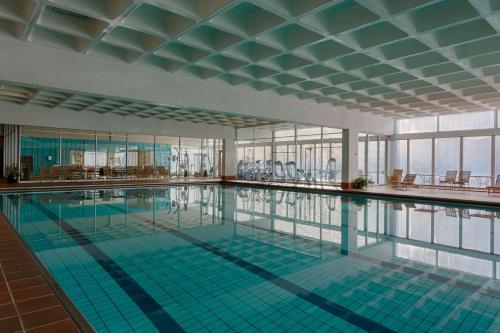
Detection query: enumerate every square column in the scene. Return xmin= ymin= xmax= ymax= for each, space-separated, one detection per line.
xmin=221 ymin=138 xmax=236 ymax=180
xmin=341 ymin=128 xmax=359 ymax=189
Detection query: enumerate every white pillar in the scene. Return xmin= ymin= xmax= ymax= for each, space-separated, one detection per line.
xmin=341 ymin=128 xmax=359 ymax=188
xmin=222 ymin=138 xmax=236 ymax=180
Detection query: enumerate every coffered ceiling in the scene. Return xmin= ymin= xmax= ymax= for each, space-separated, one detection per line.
xmin=1 ymin=0 xmax=500 ymax=118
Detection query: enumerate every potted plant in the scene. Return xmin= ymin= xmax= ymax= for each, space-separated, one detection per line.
xmin=7 ymin=165 xmax=20 ymax=183
xmin=353 ymin=176 xmax=368 ymax=189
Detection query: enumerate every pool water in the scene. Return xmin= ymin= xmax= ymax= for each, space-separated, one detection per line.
xmin=1 ymin=185 xmax=499 ymax=332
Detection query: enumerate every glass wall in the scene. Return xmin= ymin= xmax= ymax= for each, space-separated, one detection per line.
xmin=392 ymin=140 xmax=407 ymax=174
xmin=439 ymin=111 xmax=494 ymax=131
xmin=396 ymin=116 xmax=438 ymax=134
xmin=435 ymin=138 xmax=460 ymax=177
xmin=393 ymin=112 xmax=500 ymax=187
xmin=235 ymin=124 xmax=344 ymax=184
xmin=357 ymin=133 xmax=387 ymax=184
xmin=20 ymin=126 xmax=220 ymax=181
xmin=463 ymin=136 xmax=491 ymax=177
xmin=409 ymin=139 xmax=432 ymax=184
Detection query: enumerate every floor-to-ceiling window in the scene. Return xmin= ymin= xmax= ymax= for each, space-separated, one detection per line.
xmin=463 ymin=136 xmax=491 ymax=178
xmin=235 ymin=124 xmax=346 ymax=184
xmin=19 ymin=125 xmax=219 ymax=181
xmin=392 ymin=111 xmax=499 ymax=188
xmin=392 ymin=140 xmax=407 ymax=174
xmin=435 ymin=138 xmax=460 ymax=177
xmin=409 ymin=139 xmax=432 ymax=184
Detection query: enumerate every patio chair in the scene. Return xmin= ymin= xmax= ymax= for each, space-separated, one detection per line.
xmin=32 ymin=166 xmax=52 ymax=182
xmin=157 ymin=166 xmax=168 ymax=178
xmin=439 ymin=170 xmax=457 ymax=188
xmin=387 ymin=169 xmax=403 ymax=186
xmin=487 ymin=175 xmax=500 ymax=195
xmin=452 ymin=171 xmax=471 ymax=189
xmin=50 ymin=166 xmax=63 ymax=181
xmin=445 ymin=207 xmax=457 ymax=217
xmin=393 ymin=174 xmax=417 ymax=190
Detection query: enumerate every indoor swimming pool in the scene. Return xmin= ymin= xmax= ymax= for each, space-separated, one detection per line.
xmin=1 ymin=185 xmax=499 ymax=332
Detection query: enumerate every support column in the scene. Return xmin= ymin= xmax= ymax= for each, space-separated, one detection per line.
xmin=221 ymin=138 xmax=236 ymax=180
xmin=341 ymin=128 xmax=359 ymax=189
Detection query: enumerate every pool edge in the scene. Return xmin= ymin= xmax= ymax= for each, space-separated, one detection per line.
xmin=0 ymin=212 xmax=95 ymax=333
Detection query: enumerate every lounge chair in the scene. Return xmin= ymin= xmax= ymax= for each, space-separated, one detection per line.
xmin=387 ymin=169 xmax=403 ymax=186
xmin=393 ymin=174 xmax=417 ymax=190
xmin=452 ymin=171 xmax=471 ymax=189
xmin=32 ymin=166 xmax=52 ymax=182
xmin=439 ymin=170 xmax=457 ymax=188
xmin=487 ymin=175 xmax=500 ymax=195
xmin=51 ymin=166 xmax=63 ymax=181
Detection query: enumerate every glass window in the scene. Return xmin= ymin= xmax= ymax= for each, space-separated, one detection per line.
xmin=463 ymin=136 xmax=491 ymax=177
xmin=409 ymin=139 xmax=432 ymax=184
xmin=156 ymin=136 xmax=177 ymax=177
xmin=96 ymin=132 xmax=127 ymax=178
xmin=439 ymin=111 xmax=494 ymax=131
xmin=180 ymin=137 xmax=202 ymax=177
xmin=20 ymin=127 xmax=60 ymax=181
xmin=396 ymin=116 xmax=438 ymax=134
xmin=297 ymin=126 xmax=321 ymax=182
xmin=435 ymin=138 xmax=459 ymax=177
xmin=274 ymin=128 xmax=296 ymax=182
xmin=322 ymin=127 xmax=342 ymax=183
xmin=61 ymin=130 xmax=95 ymax=180
xmin=392 ymin=140 xmax=407 ymax=174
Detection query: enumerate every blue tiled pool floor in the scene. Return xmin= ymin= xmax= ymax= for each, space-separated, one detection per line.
xmin=1 ymin=186 xmax=499 ymax=332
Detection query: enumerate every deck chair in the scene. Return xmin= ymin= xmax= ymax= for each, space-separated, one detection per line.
xmin=50 ymin=166 xmax=63 ymax=181
xmin=393 ymin=174 xmax=417 ymax=190
xmin=32 ymin=166 xmax=52 ymax=182
xmin=459 ymin=209 xmax=470 ymax=219
xmin=439 ymin=171 xmax=457 ymax=187
xmin=452 ymin=171 xmax=471 ymax=189
xmin=387 ymin=169 xmax=403 ymax=186
xmin=445 ymin=207 xmax=457 ymax=217
xmin=487 ymin=175 xmax=500 ymax=195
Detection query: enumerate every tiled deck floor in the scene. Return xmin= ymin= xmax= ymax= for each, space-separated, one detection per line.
xmin=0 ymin=178 xmax=220 ymax=192
xmin=0 ymin=216 xmax=85 ymax=333
xmin=229 ymin=180 xmax=500 ymax=206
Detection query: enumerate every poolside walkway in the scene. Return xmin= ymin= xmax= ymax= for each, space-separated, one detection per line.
xmin=0 ymin=178 xmax=220 ymax=192
xmin=0 ymin=215 xmax=93 ymax=333
xmin=227 ymin=180 xmax=500 ymax=206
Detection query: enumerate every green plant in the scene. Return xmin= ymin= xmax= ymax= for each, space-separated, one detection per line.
xmin=353 ymin=177 xmax=368 ymax=189
xmin=7 ymin=165 xmax=20 ymax=183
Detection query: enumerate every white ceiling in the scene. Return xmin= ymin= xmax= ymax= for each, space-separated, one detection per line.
xmin=1 ymin=0 xmax=500 ymax=119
